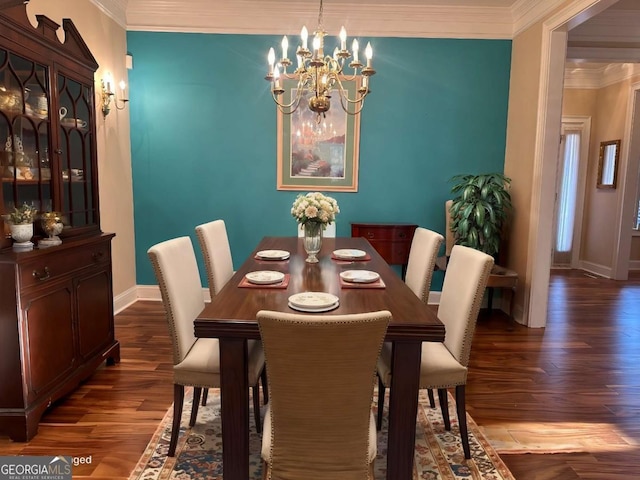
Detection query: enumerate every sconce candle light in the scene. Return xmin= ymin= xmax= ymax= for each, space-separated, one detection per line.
xmin=101 ymin=75 xmax=129 ymax=117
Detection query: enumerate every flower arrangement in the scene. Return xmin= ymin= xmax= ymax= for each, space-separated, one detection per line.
xmin=291 ymin=192 xmax=340 ymax=228
xmin=2 ymin=204 xmax=37 ymax=225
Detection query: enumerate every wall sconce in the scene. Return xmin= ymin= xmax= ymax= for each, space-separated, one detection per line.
xmin=101 ymin=78 xmax=114 ymax=117
xmin=101 ymin=77 xmax=129 ymax=117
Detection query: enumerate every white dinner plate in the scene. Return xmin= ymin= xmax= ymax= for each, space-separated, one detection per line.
xmin=245 ymin=270 xmax=285 ymax=285
xmin=288 ymin=292 xmax=339 ymax=309
xmin=340 ymin=270 xmax=380 ymax=284
xmin=288 ymin=301 xmax=339 ymax=313
xmin=256 ymin=249 xmax=290 ymax=260
xmin=333 ymin=249 xmax=367 ymax=260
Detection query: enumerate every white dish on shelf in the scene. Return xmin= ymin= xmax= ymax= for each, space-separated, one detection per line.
xmin=245 ymin=270 xmax=285 ymax=285
xmin=256 ymin=249 xmax=290 ymax=260
xmin=288 ymin=292 xmax=339 ymax=309
xmin=340 ymin=270 xmax=380 ymax=284
xmin=288 ymin=301 xmax=339 ymax=313
xmin=333 ymin=249 xmax=367 ymax=260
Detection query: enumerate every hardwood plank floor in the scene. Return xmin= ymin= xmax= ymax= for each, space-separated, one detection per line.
xmin=0 ymin=269 xmax=638 ymax=479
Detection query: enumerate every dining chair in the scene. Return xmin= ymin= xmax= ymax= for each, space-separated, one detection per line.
xmin=257 ymin=309 xmax=391 ymax=480
xmin=377 ymin=227 xmax=443 ymax=414
xmin=195 ymin=219 xmax=234 ymax=298
xmin=195 ymin=219 xmax=269 ymax=408
xmin=376 ymin=244 xmax=493 ymax=459
xmin=148 ymin=236 xmax=267 ymax=457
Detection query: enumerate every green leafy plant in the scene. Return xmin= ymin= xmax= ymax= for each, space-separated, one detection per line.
xmin=449 ymin=173 xmax=512 ymax=257
xmin=2 ymin=204 xmax=38 ymax=225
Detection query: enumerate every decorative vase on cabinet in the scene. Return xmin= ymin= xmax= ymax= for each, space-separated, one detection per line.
xmin=0 ymin=4 xmax=119 ymax=441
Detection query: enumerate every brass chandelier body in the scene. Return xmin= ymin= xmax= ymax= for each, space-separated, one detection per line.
xmin=265 ymin=0 xmax=375 ymax=121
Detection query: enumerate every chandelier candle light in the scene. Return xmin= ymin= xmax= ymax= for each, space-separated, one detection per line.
xmin=265 ymin=0 xmax=375 ymax=121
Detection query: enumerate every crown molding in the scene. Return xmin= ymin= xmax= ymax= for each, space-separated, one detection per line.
xmin=124 ymin=2 xmax=514 ymax=39
xmin=89 ymin=0 xmax=126 ymax=29
xmin=564 ymin=63 xmax=640 ymax=89
xmin=511 ymin=0 xmax=567 ymax=36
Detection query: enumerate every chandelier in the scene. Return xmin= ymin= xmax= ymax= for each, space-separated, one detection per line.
xmin=264 ymin=0 xmax=375 ymax=121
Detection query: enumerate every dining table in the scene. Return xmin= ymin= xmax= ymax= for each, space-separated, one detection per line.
xmin=194 ymin=236 xmax=445 ymax=480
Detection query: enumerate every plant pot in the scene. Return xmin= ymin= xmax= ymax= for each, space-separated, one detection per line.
xmin=10 ymin=222 xmax=33 ymax=246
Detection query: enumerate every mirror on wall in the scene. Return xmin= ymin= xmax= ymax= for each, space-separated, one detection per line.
xmin=597 ymin=139 xmax=621 ymax=189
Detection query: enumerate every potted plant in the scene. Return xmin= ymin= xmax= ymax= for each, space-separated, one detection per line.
xmin=2 ymin=204 xmax=37 ymax=247
xmin=449 ymin=173 xmax=512 ymax=258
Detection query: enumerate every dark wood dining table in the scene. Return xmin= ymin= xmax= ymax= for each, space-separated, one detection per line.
xmin=194 ymin=236 xmax=445 ymax=480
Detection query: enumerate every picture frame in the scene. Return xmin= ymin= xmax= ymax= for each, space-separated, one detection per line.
xmin=276 ymin=78 xmax=360 ymax=192
xmin=596 ymin=139 xmax=620 ymax=189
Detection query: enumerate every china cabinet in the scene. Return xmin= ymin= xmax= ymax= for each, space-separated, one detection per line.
xmin=0 ymin=4 xmax=119 ymax=441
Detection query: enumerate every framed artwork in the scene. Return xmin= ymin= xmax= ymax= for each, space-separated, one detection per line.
xmin=276 ymin=78 xmax=360 ymax=191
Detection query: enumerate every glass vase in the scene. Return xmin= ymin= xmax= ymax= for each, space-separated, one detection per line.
xmin=303 ymin=222 xmax=323 ymax=263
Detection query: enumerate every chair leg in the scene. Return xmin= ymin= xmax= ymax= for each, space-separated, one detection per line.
xmin=376 ymin=375 xmax=385 ymax=431
xmin=189 ymin=387 xmax=202 ymax=427
xmin=252 ymin=385 xmax=262 ymax=433
xmin=428 ymin=388 xmax=435 ymax=408
xmin=169 ymin=384 xmax=185 ymax=457
xmin=438 ymin=388 xmax=450 ymax=431
xmin=201 ymin=388 xmax=208 ymax=406
xmin=456 ymin=385 xmax=471 ymax=459
xmin=261 ymin=367 xmax=269 ymax=404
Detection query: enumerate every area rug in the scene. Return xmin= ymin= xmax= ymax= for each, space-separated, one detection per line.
xmin=129 ymin=389 xmax=514 ymax=479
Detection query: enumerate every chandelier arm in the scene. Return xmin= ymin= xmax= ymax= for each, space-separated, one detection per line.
xmin=333 ymin=75 xmax=369 ymax=105
xmin=271 ymin=86 xmax=304 ymax=114
xmin=339 ymin=93 xmax=366 ymax=115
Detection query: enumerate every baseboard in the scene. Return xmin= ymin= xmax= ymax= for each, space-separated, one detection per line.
xmin=629 ymin=260 xmax=640 ymax=271
xmin=578 ymin=260 xmax=612 ymax=278
xmin=136 ymin=284 xmax=211 ymax=303
xmin=114 ymin=286 xmax=138 ymax=315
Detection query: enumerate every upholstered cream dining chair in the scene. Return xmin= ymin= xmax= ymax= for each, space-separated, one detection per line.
xmin=376 ymin=227 xmax=444 ymax=422
xmin=195 ymin=219 xmax=269 ymax=410
xmin=376 ymin=245 xmax=493 ymax=459
xmin=257 ymin=310 xmax=391 ymax=480
xmin=148 ymin=236 xmax=267 ymax=456
xmin=195 ymin=219 xmax=235 ymax=298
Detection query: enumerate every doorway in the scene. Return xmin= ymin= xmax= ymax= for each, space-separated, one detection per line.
xmin=552 ymin=117 xmax=591 ymax=268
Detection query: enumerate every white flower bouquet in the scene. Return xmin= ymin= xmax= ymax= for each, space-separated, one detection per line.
xmin=291 ymin=192 xmax=340 ymax=228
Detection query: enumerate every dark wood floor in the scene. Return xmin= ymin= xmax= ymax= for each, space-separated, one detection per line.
xmin=0 ymin=269 xmax=638 ymax=479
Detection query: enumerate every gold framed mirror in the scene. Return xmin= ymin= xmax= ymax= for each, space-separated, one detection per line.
xmin=597 ymin=139 xmax=620 ymax=189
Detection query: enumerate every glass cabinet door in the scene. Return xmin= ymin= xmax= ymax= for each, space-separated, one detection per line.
xmin=57 ymin=73 xmax=95 ymax=228
xmin=1 ymin=48 xmax=52 ymax=238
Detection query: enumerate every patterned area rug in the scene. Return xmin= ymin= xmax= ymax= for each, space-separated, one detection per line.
xmin=129 ymin=389 xmax=514 ymax=479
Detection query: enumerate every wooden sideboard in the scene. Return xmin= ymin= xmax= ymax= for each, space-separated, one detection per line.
xmin=351 ymin=223 xmax=418 ymax=278
xmin=0 ymin=234 xmax=120 ymax=441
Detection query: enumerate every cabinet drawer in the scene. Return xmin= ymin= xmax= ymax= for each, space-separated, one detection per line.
xmin=19 ymin=243 xmax=110 ymax=289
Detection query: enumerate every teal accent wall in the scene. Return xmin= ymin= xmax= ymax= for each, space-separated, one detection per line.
xmin=127 ymin=32 xmax=511 ymax=289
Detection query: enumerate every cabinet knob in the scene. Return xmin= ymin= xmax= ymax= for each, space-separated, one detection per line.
xmin=32 ymin=267 xmax=51 ymax=281
xmin=367 ymin=232 xmax=374 ymax=239
xmin=92 ymin=251 xmax=104 ymax=262
xmin=399 ymin=232 xmax=406 ymax=238
xmin=54 ymin=148 xmax=63 ymax=155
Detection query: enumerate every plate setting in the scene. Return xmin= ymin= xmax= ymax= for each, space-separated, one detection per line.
xmin=245 ymin=270 xmax=285 ymax=285
xmin=288 ymin=292 xmax=339 ymax=312
xmin=333 ymin=248 xmax=367 ymax=260
xmin=339 ymin=270 xmax=380 ymax=284
xmin=256 ymin=249 xmax=290 ymax=260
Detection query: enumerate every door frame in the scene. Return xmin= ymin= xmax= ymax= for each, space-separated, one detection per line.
xmin=526 ymin=0 xmax=618 ymax=328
